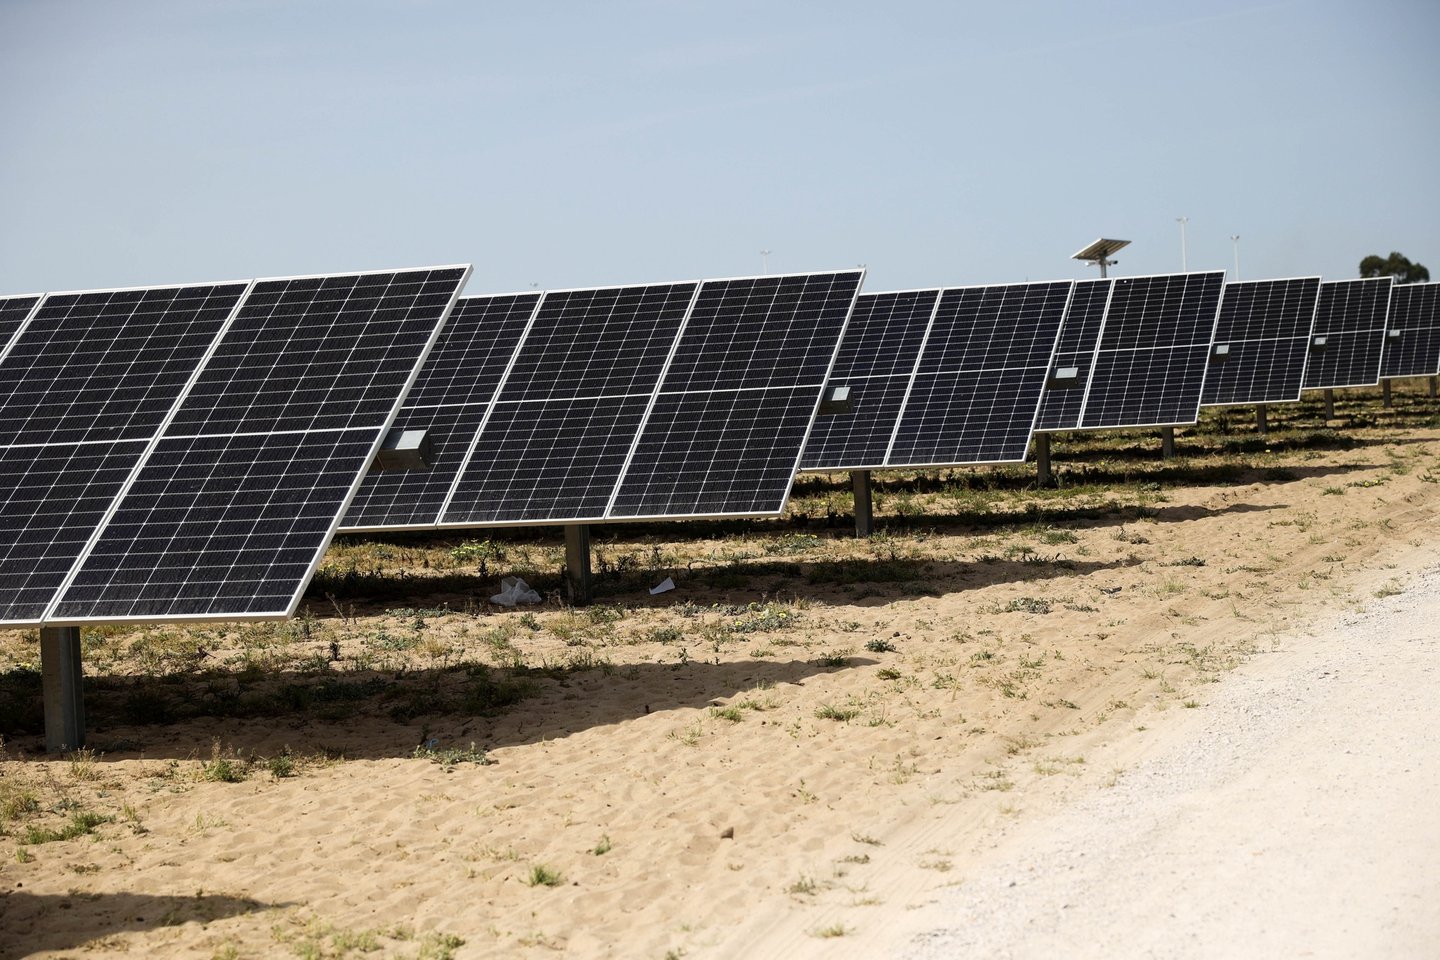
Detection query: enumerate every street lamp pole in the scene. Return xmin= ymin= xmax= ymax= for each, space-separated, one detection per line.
xmin=760 ymin=250 xmax=771 ymax=274
xmin=1176 ymin=217 xmax=1190 ymax=271
xmin=1230 ymin=235 xmax=1241 ymax=280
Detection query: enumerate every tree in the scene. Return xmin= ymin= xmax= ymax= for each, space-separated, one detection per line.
xmin=1359 ymin=251 xmax=1430 ymax=283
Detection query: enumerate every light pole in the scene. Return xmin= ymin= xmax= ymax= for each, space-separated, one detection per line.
xmin=1176 ymin=217 xmax=1189 ymax=271
xmin=760 ymin=250 xmax=771 ymax=274
xmin=1230 ymin=235 xmax=1241 ymax=280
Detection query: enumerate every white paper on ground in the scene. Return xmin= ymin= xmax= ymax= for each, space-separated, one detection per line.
xmin=492 ymin=576 xmax=541 ymax=606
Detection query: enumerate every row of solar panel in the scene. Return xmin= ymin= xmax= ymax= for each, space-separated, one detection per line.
xmin=0 ymin=267 xmax=865 ymax=628
xmin=3 ymin=266 xmax=1437 ymax=630
xmin=347 ymin=273 xmax=1436 ymax=532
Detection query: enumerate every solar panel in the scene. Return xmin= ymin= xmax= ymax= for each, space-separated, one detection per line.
xmin=46 ymin=266 xmax=470 ymax=624
xmin=1200 ymin=278 xmax=1322 ymax=407
xmin=343 ymin=270 xmax=862 ymax=531
xmin=441 ymin=282 xmax=698 ymax=526
xmin=1380 ymin=281 xmax=1440 ymax=380
xmin=0 ymin=295 xmax=42 ymax=356
xmin=1035 ymin=272 xmax=1224 ymax=432
xmin=343 ymin=293 xmax=540 ymax=530
xmin=1302 ymin=277 xmax=1393 ymax=390
xmin=0 ymin=283 xmax=250 ymax=626
xmin=801 ymin=290 xmax=941 ymax=469
xmin=801 ymin=282 xmax=1074 ymax=471
xmin=887 ymin=281 xmax=1073 ymax=467
xmin=609 ymin=272 xmax=862 ymax=517
xmin=1034 ymin=279 xmax=1113 ymax=431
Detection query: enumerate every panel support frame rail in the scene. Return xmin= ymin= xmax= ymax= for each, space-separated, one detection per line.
xmin=41 ymin=626 xmax=85 ymax=752
xmin=564 ymin=524 xmax=593 ymax=606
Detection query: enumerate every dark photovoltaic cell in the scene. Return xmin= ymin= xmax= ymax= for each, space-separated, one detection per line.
xmin=801 ymin=290 xmax=938 ymax=470
xmin=448 ymin=395 xmax=651 ymax=524
xmin=609 ymin=386 xmax=821 ymax=517
xmin=496 ymin=284 xmax=697 ymax=401
xmin=1302 ymin=277 xmax=1393 ymax=390
xmin=1380 ymin=282 xmax=1440 ymax=379
xmin=888 ymin=281 xmax=1072 ymax=466
xmin=1201 ymin=278 xmax=1321 ymax=406
xmin=0 ymin=442 xmax=145 ymax=623
xmin=803 ymin=281 xmax=1072 ymax=470
xmin=1074 ymin=271 xmax=1225 ymax=429
xmin=51 ymin=266 xmax=469 ymax=623
xmin=342 ymin=293 xmax=540 ymax=530
xmin=0 ymin=284 xmax=249 ymax=447
xmin=659 ymin=274 xmax=857 ymax=390
xmin=51 ymin=431 xmax=378 ymax=621
xmin=609 ymin=271 xmax=862 ymax=517
xmin=1036 ymin=279 xmax=1113 ymax=431
xmin=0 ymin=283 xmax=249 ymax=626
xmin=440 ymin=282 xmax=697 ymax=526
xmin=167 ymin=270 xmax=467 ymax=436
xmin=0 ymin=295 xmax=42 ymax=354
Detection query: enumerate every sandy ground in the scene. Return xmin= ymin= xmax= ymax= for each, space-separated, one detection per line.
xmin=861 ymin=561 xmax=1440 ymax=959
xmin=2 ymin=412 xmax=1439 ymax=959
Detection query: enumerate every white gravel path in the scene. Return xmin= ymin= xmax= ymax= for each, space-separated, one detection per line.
xmin=894 ymin=563 xmax=1440 ymax=960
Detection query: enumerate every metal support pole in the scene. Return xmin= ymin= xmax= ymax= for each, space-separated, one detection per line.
xmin=1161 ymin=426 xmax=1176 ymax=459
xmin=1035 ymin=433 xmax=1052 ymax=486
xmin=851 ymin=470 xmax=874 ymax=538
xmin=1256 ymin=404 xmax=1268 ymax=437
xmin=1429 ymin=376 xmax=1437 ymax=399
xmin=563 ymin=523 xmax=592 ymax=606
xmin=40 ymin=626 xmax=85 ymax=753
xmin=1382 ymin=379 xmax=1393 ymax=409
xmin=1323 ymin=388 xmax=1335 ymax=420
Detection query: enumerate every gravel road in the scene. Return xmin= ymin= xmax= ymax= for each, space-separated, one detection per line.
xmin=893 ymin=563 xmax=1440 ymax=959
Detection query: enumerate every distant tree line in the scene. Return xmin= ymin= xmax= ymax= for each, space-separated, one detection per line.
xmin=1360 ymin=251 xmax=1429 ymax=283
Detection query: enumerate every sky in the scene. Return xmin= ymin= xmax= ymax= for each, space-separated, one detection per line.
xmin=1 ymin=0 xmax=1436 ymax=295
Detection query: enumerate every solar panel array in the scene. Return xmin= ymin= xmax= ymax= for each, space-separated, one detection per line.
xmin=802 ymin=281 xmax=1073 ymax=470
xmin=342 ymin=271 xmax=863 ymax=531
xmin=1302 ymin=277 xmax=1393 ymax=390
xmin=1200 ymin=278 xmax=1322 ymax=407
xmin=1380 ymin=281 xmax=1440 ymax=380
xmin=1037 ymin=272 xmax=1225 ymax=431
xmin=6 ymin=253 xmax=1434 ymax=629
xmin=0 ymin=267 xmax=468 ymax=627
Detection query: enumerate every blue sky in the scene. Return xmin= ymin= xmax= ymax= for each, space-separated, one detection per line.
xmin=2 ymin=0 xmax=1436 ymax=294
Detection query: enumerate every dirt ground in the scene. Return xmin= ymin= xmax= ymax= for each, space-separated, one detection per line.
xmin=2 ymin=395 xmax=1438 ymax=960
